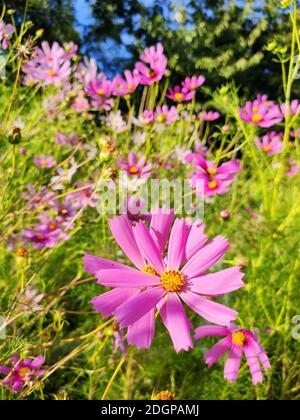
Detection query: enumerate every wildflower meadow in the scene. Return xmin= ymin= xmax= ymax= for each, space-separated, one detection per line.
xmin=0 ymin=0 xmax=300 ymax=401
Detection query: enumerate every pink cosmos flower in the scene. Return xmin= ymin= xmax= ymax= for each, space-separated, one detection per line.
xmin=200 ymin=111 xmax=220 ymax=122
xmin=21 ymin=184 xmax=56 ymax=210
xmin=281 ymin=99 xmax=300 ymax=117
xmin=22 ymin=41 xmax=71 ymax=86
xmin=86 ymin=75 xmax=112 ymax=99
xmin=195 ymin=324 xmax=270 ymax=385
xmin=239 ymin=95 xmax=283 ymax=128
xmin=255 ymin=131 xmax=283 ymax=155
xmin=65 ymin=181 xmax=99 ymax=209
xmin=182 ymin=75 xmax=205 ymax=92
xmin=166 ymin=85 xmax=195 ymax=103
xmin=186 ymin=154 xmax=240 ymax=197
xmin=20 ymin=288 xmax=44 ymax=312
xmin=0 ymin=19 xmax=14 ymax=49
xmin=134 ymin=109 xmax=155 ymax=126
xmin=155 ymin=105 xmax=178 ymax=125
xmin=85 ymin=213 xmax=245 ymax=352
xmin=195 ymin=141 xmax=208 ymax=156
xmin=118 ymin=152 xmax=152 ymax=178
xmin=34 ymin=155 xmax=56 ymax=168
xmin=75 ymin=57 xmax=98 ymax=85
xmin=0 ymin=354 xmax=45 ymax=392
xmin=72 ymin=92 xmax=90 ymax=113
xmin=112 ymin=70 xmax=140 ymax=96
xmin=23 ymin=226 xmax=62 ymax=249
xmin=63 ymin=42 xmax=78 ymax=60
xmin=55 ymin=132 xmax=79 ymax=146
xmin=135 ymin=43 xmax=167 ymax=85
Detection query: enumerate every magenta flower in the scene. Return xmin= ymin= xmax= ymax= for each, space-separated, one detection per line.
xmin=0 ymin=19 xmax=14 ymax=49
xmin=195 ymin=324 xmax=270 ymax=385
xmin=34 ymin=155 xmax=56 ymax=169
xmin=22 ymin=41 xmax=71 ymax=86
xmin=186 ymin=154 xmax=240 ymax=197
xmin=55 ymin=132 xmax=79 ymax=146
xmin=112 ymin=70 xmax=140 ymax=96
xmin=23 ymin=227 xmax=62 ymax=249
xmin=182 ymin=75 xmax=205 ymax=92
xmin=155 ymin=105 xmax=178 ymax=125
xmin=85 ymin=213 xmax=244 ymax=352
xmin=239 ymin=95 xmax=283 ymax=128
xmin=135 ymin=43 xmax=167 ymax=85
xmin=122 ymin=195 xmax=152 ymax=222
xmin=86 ymin=75 xmax=112 ymax=99
xmin=65 ymin=181 xmax=99 ymax=209
xmin=166 ymin=85 xmax=195 ymax=103
xmin=281 ymin=99 xmax=300 ymax=117
xmin=21 ymin=184 xmax=56 ymax=210
xmin=200 ymin=111 xmax=220 ymax=122
xmin=0 ymin=354 xmax=45 ymax=392
xmin=134 ymin=109 xmax=155 ymax=126
xmin=118 ymin=152 xmax=152 ymax=178
xmin=255 ymin=131 xmax=283 ymax=155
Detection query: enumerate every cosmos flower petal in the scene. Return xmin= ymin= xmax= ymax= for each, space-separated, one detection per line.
xmin=243 ymin=342 xmax=263 ymax=385
xmin=84 ymin=253 xmax=135 ymax=275
xmin=114 ymin=287 xmax=165 ymax=328
xmin=109 ymin=216 xmax=145 ymax=269
xmin=247 ymin=335 xmax=271 ymax=373
xmin=204 ymin=336 xmax=232 ymax=367
xmin=182 ymin=236 xmax=229 ymax=279
xmin=180 ymin=291 xmax=238 ymax=326
xmin=30 ymin=355 xmax=45 ymax=369
xmin=194 ymin=325 xmax=231 ymax=340
xmin=150 ymin=209 xmax=174 ymax=253
xmin=133 ymin=222 xmax=165 ymax=273
xmin=91 ymin=288 xmax=137 ymax=317
xmin=96 ymin=269 xmax=161 ymax=288
xmin=127 ymin=308 xmax=156 ymax=350
xmin=185 ymin=223 xmax=208 ymax=259
xmin=167 ymin=219 xmax=188 ymax=270
xmin=159 ymin=293 xmax=193 ymax=353
xmin=224 ymin=345 xmax=243 ymax=383
xmin=188 ymin=267 xmax=245 ymax=296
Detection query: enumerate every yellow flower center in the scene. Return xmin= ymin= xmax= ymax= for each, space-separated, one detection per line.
xmin=252 ymin=113 xmax=263 ymax=123
xmin=157 ymin=114 xmax=167 ymax=123
xmin=129 ymin=166 xmax=139 ymax=175
xmin=49 ymin=70 xmax=57 ymax=77
xmin=18 ymin=367 xmax=31 ymax=379
xmin=190 ymin=83 xmax=196 ymax=90
xmin=252 ymin=106 xmax=259 ymax=112
xmin=127 ymin=83 xmax=134 ymax=91
xmin=232 ymin=331 xmax=247 ymax=346
xmin=97 ymin=88 xmax=104 ymax=96
xmin=208 ymin=180 xmax=218 ymax=190
xmin=160 ymin=270 xmax=185 ymax=293
xmin=174 ymin=92 xmax=184 ymax=102
xmin=142 ymin=265 xmax=160 ymax=277
xmin=263 ymin=145 xmax=271 ymax=152
xmin=207 ymin=167 xmax=217 ymax=176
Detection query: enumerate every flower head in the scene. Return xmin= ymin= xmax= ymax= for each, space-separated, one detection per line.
xmin=85 ymin=212 xmax=244 ymax=352
xmin=34 ymin=155 xmax=56 ymax=169
xmin=155 ymin=105 xmax=178 ymax=125
xmin=255 ymin=131 xmax=283 ymax=155
xmin=0 ymin=354 xmax=45 ymax=392
xmin=195 ymin=324 xmax=270 ymax=385
xmin=112 ymin=69 xmax=140 ymax=96
xmin=0 ymin=19 xmax=14 ymax=50
xmin=182 ymin=75 xmax=205 ymax=92
xmin=135 ymin=43 xmax=167 ymax=85
xmin=186 ymin=154 xmax=240 ymax=197
xmin=118 ymin=152 xmax=152 ymax=179
xmin=239 ymin=95 xmax=283 ymax=128
xmin=167 ymin=85 xmax=195 ymax=103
